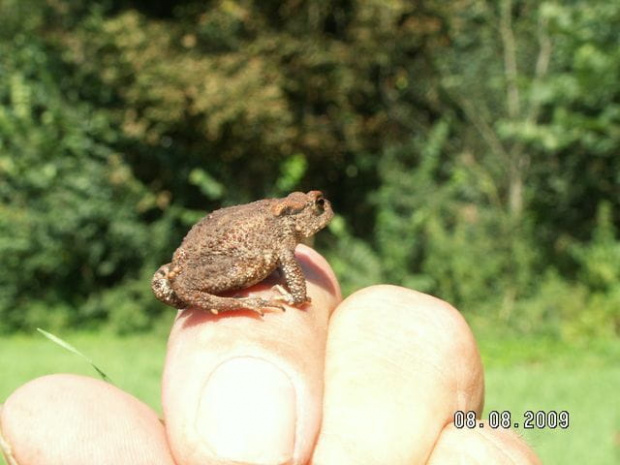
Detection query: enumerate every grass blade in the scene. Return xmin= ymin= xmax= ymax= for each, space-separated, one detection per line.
xmin=36 ymin=328 xmax=113 ymax=384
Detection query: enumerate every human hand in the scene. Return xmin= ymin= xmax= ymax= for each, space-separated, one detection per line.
xmin=0 ymin=245 xmax=540 ymax=464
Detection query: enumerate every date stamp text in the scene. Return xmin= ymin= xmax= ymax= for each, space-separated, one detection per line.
xmin=454 ymin=410 xmax=570 ymax=430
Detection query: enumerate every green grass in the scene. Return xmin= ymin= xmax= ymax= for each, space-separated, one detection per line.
xmin=477 ymin=335 xmax=619 ymax=465
xmin=1 ymin=331 xmax=618 ymax=464
xmin=0 ymin=331 xmax=167 ymax=414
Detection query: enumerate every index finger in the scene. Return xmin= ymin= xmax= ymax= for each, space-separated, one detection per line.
xmin=162 ymin=245 xmax=340 ymax=465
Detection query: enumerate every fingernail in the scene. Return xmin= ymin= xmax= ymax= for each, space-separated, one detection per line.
xmin=197 ymin=357 xmax=297 ymax=464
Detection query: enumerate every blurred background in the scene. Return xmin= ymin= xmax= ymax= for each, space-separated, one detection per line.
xmin=0 ymin=0 xmax=618 ymax=462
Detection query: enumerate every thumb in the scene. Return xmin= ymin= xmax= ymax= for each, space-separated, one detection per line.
xmin=162 ymin=246 xmax=340 ymax=465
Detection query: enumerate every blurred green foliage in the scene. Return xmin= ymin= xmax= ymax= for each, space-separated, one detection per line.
xmin=0 ymin=0 xmax=618 ymax=340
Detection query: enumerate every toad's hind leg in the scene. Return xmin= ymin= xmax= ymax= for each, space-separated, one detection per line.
xmin=174 ymin=291 xmax=285 ymax=316
xmin=172 ymin=255 xmax=285 ymax=315
xmin=173 ymin=286 xmax=286 ymax=316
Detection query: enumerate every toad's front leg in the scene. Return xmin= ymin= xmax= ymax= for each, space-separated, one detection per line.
xmin=276 ymin=248 xmax=311 ymax=306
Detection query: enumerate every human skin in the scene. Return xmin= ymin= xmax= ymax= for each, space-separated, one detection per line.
xmin=0 ymin=245 xmax=541 ymax=464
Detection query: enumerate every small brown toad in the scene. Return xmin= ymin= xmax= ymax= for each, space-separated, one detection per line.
xmin=151 ymin=191 xmax=333 ymax=315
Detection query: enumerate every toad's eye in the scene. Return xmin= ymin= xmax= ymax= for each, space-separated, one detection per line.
xmin=315 ymin=197 xmax=325 ymax=211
